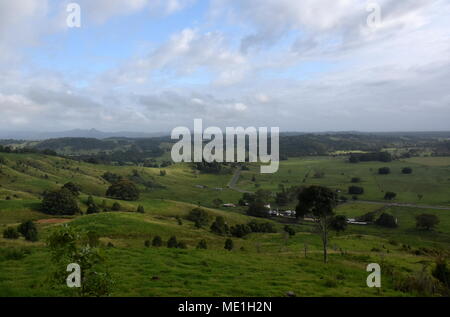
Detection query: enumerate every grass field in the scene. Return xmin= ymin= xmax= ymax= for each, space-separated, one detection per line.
xmin=238 ymin=157 xmax=450 ymax=206
xmin=0 ymin=153 xmax=449 ymax=297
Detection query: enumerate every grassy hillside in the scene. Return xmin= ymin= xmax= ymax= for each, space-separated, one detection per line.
xmin=0 ymin=153 xmax=449 ymax=297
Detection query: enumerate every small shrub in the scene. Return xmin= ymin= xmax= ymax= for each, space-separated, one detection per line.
xmin=284 ymin=225 xmax=296 ymax=236
xmin=17 ymin=220 xmax=38 ymax=242
xmin=197 ymin=239 xmax=207 ymax=249
xmin=224 ymin=239 xmax=234 ymax=251
xmin=111 ymin=202 xmax=122 ymax=211
xmin=144 ymin=240 xmax=151 ymax=248
xmin=152 ymin=236 xmax=163 ymax=247
xmin=3 ymin=227 xmax=19 ymax=239
xmin=167 ymin=236 xmax=178 ymax=248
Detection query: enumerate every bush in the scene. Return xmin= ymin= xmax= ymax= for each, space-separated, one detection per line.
xmin=111 ymin=202 xmax=121 ymax=211
xmin=330 ymin=215 xmax=348 ymax=233
xmin=41 ymin=188 xmax=81 ymax=215
xmin=416 ymin=214 xmax=440 ymax=231
xmin=378 ymin=167 xmax=391 ymax=175
xmin=402 ymin=167 xmax=413 ymax=174
xmin=17 ymin=220 xmax=38 ymax=242
xmin=86 ymin=203 xmax=100 ymax=214
xmin=197 ymin=239 xmax=208 ymax=249
xmin=62 ymin=182 xmax=81 ymax=196
xmin=177 ymin=241 xmax=187 ymax=249
xmin=210 ymin=216 xmax=229 ymax=235
xmin=348 ymin=186 xmax=364 ymax=195
xmin=106 ymin=180 xmax=139 ymax=201
xmin=136 ymin=205 xmax=145 ymax=213
xmin=152 ymin=236 xmax=163 ymax=247
xmin=432 ymin=257 xmax=450 ymax=289
xmin=230 ymin=224 xmax=252 ymax=238
xmin=351 ymin=177 xmax=361 ymax=183
xmin=144 ymin=240 xmax=151 ymax=248
xmin=167 ymin=236 xmax=178 ymax=248
xmin=3 ymin=227 xmax=19 ymax=239
xmin=187 ymin=208 xmax=210 ymax=228
xmin=384 ymin=192 xmax=397 ymax=200
xmin=375 ymin=213 xmax=398 ymax=228
xmin=284 ymin=225 xmax=296 ymax=236
xmin=224 ymin=239 xmax=234 ymax=251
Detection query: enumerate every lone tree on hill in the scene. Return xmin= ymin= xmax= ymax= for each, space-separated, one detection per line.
xmin=41 ymin=188 xmax=81 ymax=215
xmin=224 ymin=239 xmax=234 ymax=251
xmin=106 ymin=180 xmax=139 ymax=201
xmin=402 ymin=167 xmax=413 ymax=174
xmin=375 ymin=213 xmax=398 ymax=228
xmin=384 ymin=192 xmax=397 ymax=200
xmin=416 ymin=214 xmax=440 ymax=231
xmin=296 ymin=186 xmax=338 ymax=263
xmin=18 ymin=220 xmax=38 ymax=242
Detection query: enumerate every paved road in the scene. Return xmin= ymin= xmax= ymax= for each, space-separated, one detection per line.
xmin=347 ymin=200 xmax=450 ymax=211
xmin=227 ymin=168 xmax=253 ymax=194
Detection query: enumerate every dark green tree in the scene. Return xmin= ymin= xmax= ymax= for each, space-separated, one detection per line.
xmin=210 ymin=216 xmax=229 ymax=235
xmin=416 ymin=214 xmax=440 ymax=231
xmin=62 ymin=182 xmax=81 ymax=196
xmin=136 ymin=205 xmax=145 ymax=213
xmin=187 ymin=208 xmax=210 ymax=228
xmin=224 ymin=238 xmax=234 ymax=251
xmin=375 ymin=213 xmax=398 ymax=228
xmin=111 ymin=202 xmax=122 ymax=211
xmin=330 ymin=215 xmax=348 ymax=233
xmin=348 ymin=186 xmax=364 ymax=195
xmin=384 ymin=192 xmax=397 ymax=200
xmin=197 ymin=239 xmax=208 ymax=249
xmin=41 ymin=188 xmax=81 ymax=215
xmin=152 ymin=236 xmax=163 ymax=247
xmin=167 ymin=236 xmax=178 ymax=248
xmin=106 ymin=180 xmax=139 ymax=201
xmin=86 ymin=203 xmax=100 ymax=214
xmin=402 ymin=167 xmax=413 ymax=174
xmin=17 ymin=220 xmax=38 ymax=242
xmin=3 ymin=227 xmax=19 ymax=239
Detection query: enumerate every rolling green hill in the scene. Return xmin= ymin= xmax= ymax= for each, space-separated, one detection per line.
xmin=0 ymin=153 xmax=449 ymax=297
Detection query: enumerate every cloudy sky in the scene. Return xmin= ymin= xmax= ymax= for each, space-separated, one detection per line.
xmin=0 ymin=0 xmax=449 ymax=133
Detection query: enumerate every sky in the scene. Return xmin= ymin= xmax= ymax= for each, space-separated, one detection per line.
xmin=0 ymin=0 xmax=449 ymax=133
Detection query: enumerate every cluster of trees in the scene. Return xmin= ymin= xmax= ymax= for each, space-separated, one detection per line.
xmin=0 ymin=145 xmax=57 ymax=156
xmin=349 ymin=152 xmax=392 ymax=163
xmin=41 ymin=184 xmax=81 ymax=215
xmin=3 ymin=220 xmax=38 ymax=242
xmin=229 ymin=221 xmax=277 ymax=238
xmin=194 ymin=160 xmax=232 ymax=174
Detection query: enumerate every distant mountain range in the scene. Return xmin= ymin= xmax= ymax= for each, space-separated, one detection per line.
xmin=0 ymin=129 xmax=168 ymax=140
